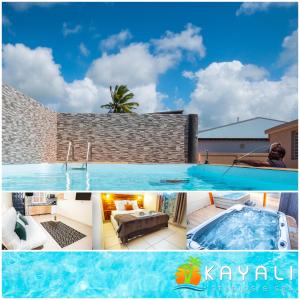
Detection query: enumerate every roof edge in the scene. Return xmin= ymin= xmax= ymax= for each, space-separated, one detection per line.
xmin=199 ymin=117 xmax=285 ymax=133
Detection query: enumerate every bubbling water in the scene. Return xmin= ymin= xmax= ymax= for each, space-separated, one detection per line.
xmin=192 ymin=207 xmax=280 ymax=250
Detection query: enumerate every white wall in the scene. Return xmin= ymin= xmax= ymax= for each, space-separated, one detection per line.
xmin=2 ymin=193 xmax=13 ymax=214
xmin=92 ymin=193 xmax=103 ymax=250
xmin=187 ymin=192 xmax=210 ymax=215
xmin=143 ymin=193 xmax=158 ymax=211
xmin=56 ymin=192 xmax=93 ymax=226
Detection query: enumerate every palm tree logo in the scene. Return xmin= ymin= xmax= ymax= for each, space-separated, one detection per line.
xmin=176 ymin=256 xmax=202 ymax=286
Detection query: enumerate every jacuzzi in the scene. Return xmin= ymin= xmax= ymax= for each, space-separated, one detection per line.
xmin=213 ymin=192 xmax=250 ymax=209
xmin=187 ymin=205 xmax=290 ymax=250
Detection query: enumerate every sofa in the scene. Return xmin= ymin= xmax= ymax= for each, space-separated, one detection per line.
xmin=2 ymin=207 xmax=48 ymax=250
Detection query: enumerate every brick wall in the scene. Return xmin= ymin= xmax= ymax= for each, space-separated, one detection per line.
xmin=57 ymin=113 xmax=190 ymax=163
xmin=2 ymin=84 xmax=57 ymax=164
xmin=3 ymin=84 xmax=198 ymax=164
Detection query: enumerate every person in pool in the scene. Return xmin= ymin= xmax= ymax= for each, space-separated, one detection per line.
xmin=233 ymin=143 xmax=286 ymax=168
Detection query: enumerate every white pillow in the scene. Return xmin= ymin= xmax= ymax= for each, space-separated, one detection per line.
xmin=130 ymin=200 xmax=139 ymax=210
xmin=2 ymin=207 xmax=21 ymax=250
xmin=115 ymin=200 xmax=126 ymax=210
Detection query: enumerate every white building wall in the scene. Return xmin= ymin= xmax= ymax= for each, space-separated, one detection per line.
xmin=187 ymin=192 xmax=210 ymax=215
xmin=56 ymin=192 xmax=93 ymax=226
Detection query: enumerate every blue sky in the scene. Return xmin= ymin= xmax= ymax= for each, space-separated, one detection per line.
xmin=2 ymin=2 xmax=298 ymax=128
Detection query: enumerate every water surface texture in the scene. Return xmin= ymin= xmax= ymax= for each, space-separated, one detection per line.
xmin=3 ymin=163 xmax=298 ymax=191
xmin=191 ymin=207 xmax=280 ymax=250
xmin=2 ymin=251 xmax=298 ymax=298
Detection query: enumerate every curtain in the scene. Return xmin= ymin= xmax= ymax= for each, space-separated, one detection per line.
xmin=160 ymin=193 xmax=177 ymax=218
xmin=157 ymin=194 xmax=163 ymax=212
xmin=279 ymin=193 xmax=298 ymax=223
xmin=173 ymin=193 xmax=187 ymax=225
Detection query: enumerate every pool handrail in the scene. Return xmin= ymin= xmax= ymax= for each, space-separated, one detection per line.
xmin=85 ymin=142 xmax=91 ymax=170
xmin=65 ymin=141 xmax=73 ymax=170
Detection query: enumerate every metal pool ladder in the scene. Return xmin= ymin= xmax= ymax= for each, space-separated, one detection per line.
xmin=85 ymin=142 xmax=91 ymax=170
xmin=65 ymin=141 xmax=91 ymax=171
xmin=65 ymin=141 xmax=74 ymax=171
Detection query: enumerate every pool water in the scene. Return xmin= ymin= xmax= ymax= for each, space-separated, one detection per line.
xmin=2 ymin=163 xmax=298 ymax=191
xmin=2 ymin=251 xmax=297 ymax=298
xmin=188 ymin=207 xmax=283 ymax=250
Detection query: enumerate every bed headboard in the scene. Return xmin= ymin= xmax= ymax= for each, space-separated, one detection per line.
xmin=101 ymin=193 xmax=144 ymax=220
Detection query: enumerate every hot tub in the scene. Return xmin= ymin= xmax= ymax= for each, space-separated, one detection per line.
xmin=213 ymin=192 xmax=250 ymax=209
xmin=187 ymin=205 xmax=290 ymax=250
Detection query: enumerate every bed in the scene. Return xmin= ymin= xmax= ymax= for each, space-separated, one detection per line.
xmin=110 ymin=209 xmax=169 ymax=243
xmin=110 ymin=209 xmax=145 ymax=231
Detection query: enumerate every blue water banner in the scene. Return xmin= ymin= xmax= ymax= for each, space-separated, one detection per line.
xmin=2 ymin=251 xmax=298 ymax=298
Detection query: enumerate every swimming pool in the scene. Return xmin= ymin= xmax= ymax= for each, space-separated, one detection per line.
xmin=187 ymin=205 xmax=290 ymax=250
xmin=2 ymin=163 xmax=298 ymax=191
xmin=2 ymin=251 xmax=297 ymax=298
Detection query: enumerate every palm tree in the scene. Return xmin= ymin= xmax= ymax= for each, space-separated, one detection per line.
xmin=101 ymin=85 xmax=139 ymax=113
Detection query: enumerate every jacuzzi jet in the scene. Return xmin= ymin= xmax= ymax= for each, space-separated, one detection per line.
xmin=279 ymin=241 xmax=287 ymax=248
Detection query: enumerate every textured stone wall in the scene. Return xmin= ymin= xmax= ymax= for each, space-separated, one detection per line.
xmin=2 ymin=84 xmax=57 ymax=164
xmin=57 ymin=113 xmax=190 ymax=163
xmin=3 ymin=84 xmax=197 ymax=164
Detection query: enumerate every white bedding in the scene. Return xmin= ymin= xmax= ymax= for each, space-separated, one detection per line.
xmin=110 ymin=209 xmax=145 ymax=231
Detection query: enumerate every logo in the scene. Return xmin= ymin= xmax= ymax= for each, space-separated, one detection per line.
xmin=175 ymin=256 xmax=205 ymax=291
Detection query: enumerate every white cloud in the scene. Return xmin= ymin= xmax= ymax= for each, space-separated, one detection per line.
xmin=62 ymin=22 xmax=82 ymax=37
xmin=3 ymin=25 xmax=205 ymax=114
xmin=3 ymin=43 xmax=66 ymax=106
xmin=100 ymin=29 xmax=132 ymax=51
xmin=87 ymin=43 xmax=178 ymax=87
xmin=2 ymin=43 xmax=171 ymax=113
xmin=185 ymin=60 xmax=297 ymax=128
xmin=278 ymin=30 xmax=298 ymax=69
xmin=236 ymin=2 xmax=295 ymax=16
xmin=63 ymin=78 xmax=109 ymax=112
xmin=79 ymin=42 xmax=90 ymax=57
xmin=185 ymin=29 xmax=298 ymax=128
xmin=87 ymin=43 xmax=179 ymax=112
xmin=152 ymin=23 xmax=206 ymax=58
xmin=8 ymin=3 xmax=57 ymax=11
xmin=182 ymin=70 xmax=196 ymax=79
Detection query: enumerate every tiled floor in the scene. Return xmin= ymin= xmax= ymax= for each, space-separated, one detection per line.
xmin=103 ymin=222 xmax=186 ymax=250
xmin=187 ymin=205 xmax=223 ymax=230
xmin=33 ymin=214 xmax=92 ymax=250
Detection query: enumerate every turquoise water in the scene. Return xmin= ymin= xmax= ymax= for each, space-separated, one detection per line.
xmin=2 ymin=252 xmax=298 ymax=298
xmin=188 ymin=207 xmax=281 ymax=250
xmin=2 ymin=163 xmax=298 ymax=191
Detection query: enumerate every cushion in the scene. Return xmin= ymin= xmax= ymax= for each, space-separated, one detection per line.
xmin=131 ymin=200 xmax=139 ymax=210
xmin=124 ymin=203 xmax=133 ymax=210
xmin=17 ymin=213 xmax=28 ymax=225
xmin=15 ymin=221 xmax=27 ymax=240
xmin=115 ymin=200 xmax=126 ymax=210
xmin=2 ymin=207 xmax=21 ymax=249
